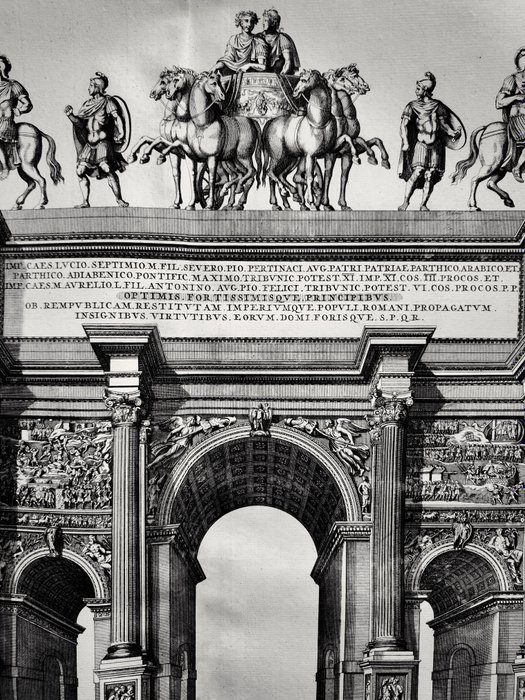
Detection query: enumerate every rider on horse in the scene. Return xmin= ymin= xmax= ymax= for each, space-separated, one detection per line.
xmin=0 ymin=55 xmax=33 ymax=180
xmin=496 ymin=47 xmax=525 ymax=182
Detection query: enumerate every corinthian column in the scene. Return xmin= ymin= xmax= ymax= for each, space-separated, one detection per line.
xmin=105 ymin=390 xmax=143 ymax=659
xmin=368 ymin=389 xmax=412 ymax=651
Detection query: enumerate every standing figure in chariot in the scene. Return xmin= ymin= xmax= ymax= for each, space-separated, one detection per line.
xmin=213 ymin=10 xmax=268 ymax=75
xmin=398 ymin=72 xmax=464 ymax=211
xmin=65 ymin=72 xmax=130 ymax=208
xmin=257 ymin=9 xmax=300 ymax=75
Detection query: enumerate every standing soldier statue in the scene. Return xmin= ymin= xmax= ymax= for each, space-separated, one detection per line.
xmin=398 ymin=72 xmax=464 ymax=211
xmin=64 ymin=72 xmax=130 ymax=208
xmin=0 ymin=55 xmax=33 ymax=179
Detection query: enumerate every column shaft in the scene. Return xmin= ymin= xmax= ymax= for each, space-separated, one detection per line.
xmin=106 ymin=393 xmax=143 ymax=659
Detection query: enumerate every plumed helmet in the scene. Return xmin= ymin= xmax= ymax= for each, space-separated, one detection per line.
xmin=417 ymin=71 xmax=436 ymax=94
xmin=92 ymin=71 xmax=109 ymax=91
xmin=515 ymin=47 xmax=525 ymax=70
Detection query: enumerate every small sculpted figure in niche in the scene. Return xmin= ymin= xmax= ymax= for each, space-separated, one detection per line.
xmin=398 ymin=72 xmax=464 ymax=211
xmin=44 ymin=519 xmax=63 ymax=557
xmin=65 ymin=72 xmax=130 ymax=208
xmin=213 ymin=11 xmax=268 ymax=75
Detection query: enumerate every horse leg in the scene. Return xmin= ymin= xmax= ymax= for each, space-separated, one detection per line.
xmin=487 ymin=169 xmax=514 ymax=208
xmin=304 ymin=154 xmax=317 ymax=208
xmin=354 ymin=137 xmax=377 ymax=165
xmin=233 ymin=158 xmax=255 ymax=210
xmin=12 ymin=166 xmax=36 ymax=210
xmin=141 ymin=137 xmax=173 ymax=163
xmin=206 ymin=156 xmax=218 ymax=210
xmin=467 ymin=164 xmax=496 ymax=211
xmin=338 ymin=154 xmax=353 ymax=210
xmin=168 ymin=154 xmax=182 ymax=209
xmin=321 ymin=154 xmax=336 ymax=210
xmin=19 ymin=160 xmax=47 ymax=209
xmin=185 ymin=160 xmax=199 ymax=211
xmin=127 ymin=136 xmax=154 ymax=164
xmin=335 ymin=135 xmax=360 ymax=164
xmin=365 ymin=137 xmax=391 ymax=169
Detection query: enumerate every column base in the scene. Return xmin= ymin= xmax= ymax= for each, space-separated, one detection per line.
xmin=104 ymin=641 xmax=144 ymax=660
xmin=360 ymin=651 xmax=418 ymax=700
xmin=96 ymin=655 xmax=154 ymax=700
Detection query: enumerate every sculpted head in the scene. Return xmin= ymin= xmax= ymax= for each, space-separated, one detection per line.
xmin=234 ymin=10 xmax=259 ymax=33
xmin=263 ymin=9 xmax=281 ymax=31
xmin=89 ymin=72 xmax=109 ymax=96
xmin=0 ymin=55 xmax=11 ymax=78
xmin=416 ymin=71 xmax=436 ymax=98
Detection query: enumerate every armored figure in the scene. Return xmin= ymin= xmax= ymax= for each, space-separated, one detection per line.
xmin=0 ymin=55 xmax=32 ymax=180
xmin=398 ymin=72 xmax=464 ymax=211
xmin=213 ymin=11 xmax=268 ymax=75
xmin=497 ymin=47 xmax=525 ymax=182
xmin=257 ymin=9 xmax=300 ymax=75
xmin=65 ymin=72 xmax=130 ymax=207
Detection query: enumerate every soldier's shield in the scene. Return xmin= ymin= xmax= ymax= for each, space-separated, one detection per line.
xmin=112 ymin=95 xmax=132 ymax=153
xmin=444 ymin=109 xmax=466 ymax=150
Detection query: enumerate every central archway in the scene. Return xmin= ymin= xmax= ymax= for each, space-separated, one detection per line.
xmin=149 ymin=424 xmax=367 ymax=700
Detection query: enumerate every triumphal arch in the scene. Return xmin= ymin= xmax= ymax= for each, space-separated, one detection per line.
xmin=0 ymin=207 xmax=524 ymax=700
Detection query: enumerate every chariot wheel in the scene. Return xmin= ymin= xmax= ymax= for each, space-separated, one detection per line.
xmin=196 ymin=165 xmax=226 ymax=210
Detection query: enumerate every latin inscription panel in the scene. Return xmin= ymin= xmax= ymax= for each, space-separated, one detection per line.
xmin=3 ymin=258 xmax=521 ymax=338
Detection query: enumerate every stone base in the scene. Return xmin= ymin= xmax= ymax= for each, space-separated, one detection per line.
xmin=96 ymin=655 xmax=154 ymax=700
xmin=360 ymin=650 xmax=418 ymax=700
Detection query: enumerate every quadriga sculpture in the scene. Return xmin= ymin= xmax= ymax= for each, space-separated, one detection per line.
xmin=129 ymin=68 xmax=261 ymax=210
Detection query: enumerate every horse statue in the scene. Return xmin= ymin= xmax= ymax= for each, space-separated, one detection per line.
xmin=450 ymin=121 xmax=515 ymax=211
xmin=142 ymin=70 xmax=261 ymax=210
xmin=261 ymin=68 xmax=356 ymax=210
xmin=7 ymin=124 xmax=64 ymax=209
xmin=321 ymin=64 xmax=390 ymax=210
xmin=128 ymin=66 xmax=197 ymax=209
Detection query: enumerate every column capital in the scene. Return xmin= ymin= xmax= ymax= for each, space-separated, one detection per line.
xmin=368 ymin=389 xmax=414 ymax=428
xmin=105 ymin=390 xmax=143 ymax=426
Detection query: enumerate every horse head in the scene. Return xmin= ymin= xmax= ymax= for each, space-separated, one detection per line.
xmin=195 ymin=70 xmax=225 ymax=103
xmin=150 ymin=67 xmax=196 ymax=101
xmin=292 ymin=68 xmax=325 ymax=99
xmin=335 ymin=64 xmax=370 ymax=96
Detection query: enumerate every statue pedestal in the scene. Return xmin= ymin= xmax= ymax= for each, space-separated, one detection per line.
xmin=513 ymin=654 xmax=525 ymax=699
xmin=360 ymin=649 xmax=418 ymax=700
xmin=96 ymin=655 xmax=154 ymax=700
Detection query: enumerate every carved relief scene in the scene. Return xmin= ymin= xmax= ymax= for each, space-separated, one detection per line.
xmin=406 ymin=418 xmax=525 ymax=505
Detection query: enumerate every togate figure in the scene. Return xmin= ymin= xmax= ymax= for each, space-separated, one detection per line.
xmin=452 ymin=47 xmax=525 ymax=210
xmin=398 ymin=71 xmax=465 ymax=211
xmin=0 ymin=54 xmax=64 ymax=210
xmin=213 ymin=11 xmax=268 ymax=76
xmin=285 ymin=416 xmax=370 ymax=476
xmin=65 ymin=72 xmax=130 ymax=208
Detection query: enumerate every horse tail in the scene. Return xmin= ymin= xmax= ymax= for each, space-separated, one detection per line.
xmin=253 ymin=121 xmax=263 ymax=188
xmin=40 ymin=130 xmax=65 ymax=185
xmin=450 ymin=125 xmax=484 ymax=184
